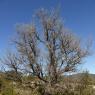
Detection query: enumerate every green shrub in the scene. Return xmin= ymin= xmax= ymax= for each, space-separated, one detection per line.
xmin=2 ymin=87 xmax=16 ymax=95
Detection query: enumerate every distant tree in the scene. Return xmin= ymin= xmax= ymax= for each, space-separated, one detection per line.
xmin=2 ymin=8 xmax=91 ymax=94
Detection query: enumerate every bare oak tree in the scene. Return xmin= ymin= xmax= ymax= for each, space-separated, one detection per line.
xmin=3 ymin=9 xmax=91 ymax=87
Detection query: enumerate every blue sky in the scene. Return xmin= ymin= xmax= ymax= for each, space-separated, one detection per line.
xmin=0 ymin=0 xmax=95 ymax=73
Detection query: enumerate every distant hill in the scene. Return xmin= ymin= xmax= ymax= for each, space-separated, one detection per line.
xmin=69 ymin=73 xmax=95 ymax=79
xmin=66 ymin=73 xmax=95 ymax=84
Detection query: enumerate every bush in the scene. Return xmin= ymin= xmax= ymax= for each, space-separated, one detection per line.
xmin=2 ymin=87 xmax=16 ymax=95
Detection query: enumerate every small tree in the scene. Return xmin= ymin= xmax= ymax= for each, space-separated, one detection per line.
xmin=1 ymin=52 xmax=22 ymax=82
xmin=76 ymin=71 xmax=94 ymax=95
